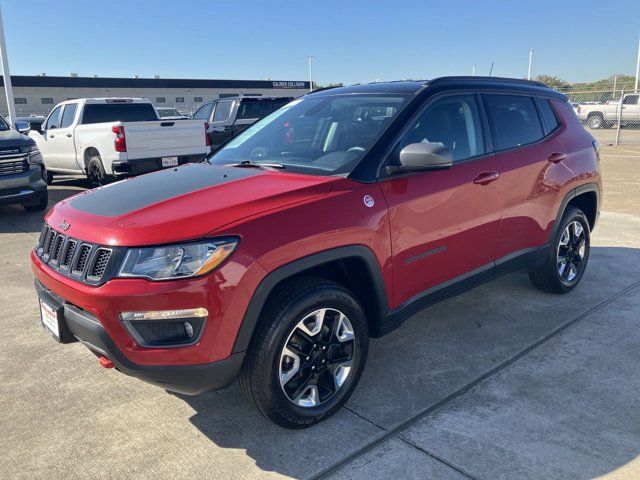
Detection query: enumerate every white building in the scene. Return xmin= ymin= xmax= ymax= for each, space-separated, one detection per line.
xmin=0 ymin=75 xmax=310 ymax=117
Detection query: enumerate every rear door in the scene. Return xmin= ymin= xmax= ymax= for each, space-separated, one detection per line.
xmin=482 ymin=93 xmax=563 ymax=263
xmin=208 ymin=100 xmax=235 ymax=147
xmin=380 ymin=93 xmax=502 ymax=305
xmin=54 ymin=103 xmax=81 ymax=170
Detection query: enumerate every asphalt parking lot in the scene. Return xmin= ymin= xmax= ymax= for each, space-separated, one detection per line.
xmin=1 ymin=145 xmax=639 ymax=479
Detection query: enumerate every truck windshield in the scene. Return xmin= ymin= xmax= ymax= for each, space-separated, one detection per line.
xmin=81 ymin=103 xmax=159 ymax=124
xmin=210 ymin=94 xmax=408 ymax=175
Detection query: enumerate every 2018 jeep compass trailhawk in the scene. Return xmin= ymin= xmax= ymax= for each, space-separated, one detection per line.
xmin=32 ymin=77 xmax=601 ymax=428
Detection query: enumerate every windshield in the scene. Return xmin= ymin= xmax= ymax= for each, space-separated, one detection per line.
xmin=158 ymin=108 xmax=181 ymax=117
xmin=210 ymin=94 xmax=409 ymax=175
xmin=0 ymin=115 xmax=9 ymax=131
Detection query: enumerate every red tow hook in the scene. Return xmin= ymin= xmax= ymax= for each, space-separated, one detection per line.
xmin=99 ymin=356 xmax=115 ymax=369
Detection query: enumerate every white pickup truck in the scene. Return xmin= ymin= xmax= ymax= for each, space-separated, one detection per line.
xmin=578 ymin=93 xmax=640 ymax=129
xmin=29 ymin=98 xmax=210 ymax=184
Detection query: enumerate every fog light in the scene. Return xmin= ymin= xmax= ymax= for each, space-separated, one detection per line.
xmin=120 ymin=308 xmax=207 ymax=347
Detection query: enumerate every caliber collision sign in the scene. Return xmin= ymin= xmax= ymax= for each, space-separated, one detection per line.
xmin=272 ymin=81 xmax=306 ymax=88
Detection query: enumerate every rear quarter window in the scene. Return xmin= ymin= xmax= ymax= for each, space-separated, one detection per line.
xmin=236 ymin=99 xmax=289 ymax=120
xmin=483 ymin=94 xmax=544 ymax=151
xmin=537 ymin=99 xmax=560 ymax=134
xmin=81 ymin=103 xmax=159 ymax=124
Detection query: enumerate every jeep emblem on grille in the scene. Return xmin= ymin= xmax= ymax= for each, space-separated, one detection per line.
xmin=58 ymin=220 xmax=70 ymax=231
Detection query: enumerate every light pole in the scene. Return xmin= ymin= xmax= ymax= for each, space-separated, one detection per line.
xmin=472 ymin=65 xmax=476 ymax=76
xmin=0 ymin=3 xmax=16 ymax=123
xmin=307 ymin=55 xmax=314 ymax=92
xmin=527 ymin=49 xmax=534 ymax=81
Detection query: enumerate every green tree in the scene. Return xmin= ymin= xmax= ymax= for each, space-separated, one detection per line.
xmin=534 ymin=75 xmax=569 ymax=89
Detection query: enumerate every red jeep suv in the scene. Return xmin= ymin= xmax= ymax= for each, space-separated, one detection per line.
xmin=32 ymin=77 xmax=601 ymax=428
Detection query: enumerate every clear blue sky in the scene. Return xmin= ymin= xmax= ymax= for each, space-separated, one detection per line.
xmin=3 ymin=0 xmax=640 ymax=85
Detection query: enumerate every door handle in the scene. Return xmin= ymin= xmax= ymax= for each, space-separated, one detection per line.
xmin=473 ymin=171 xmax=500 ymax=185
xmin=66 ymin=133 xmax=72 ymax=138
xmin=48 ymin=134 xmax=55 ymax=138
xmin=547 ymin=152 xmax=566 ymax=163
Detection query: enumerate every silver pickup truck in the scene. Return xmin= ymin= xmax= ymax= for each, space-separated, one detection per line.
xmin=578 ymin=93 xmax=640 ymax=129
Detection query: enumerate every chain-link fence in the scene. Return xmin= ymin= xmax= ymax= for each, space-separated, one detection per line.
xmin=561 ymin=87 xmax=640 ymax=145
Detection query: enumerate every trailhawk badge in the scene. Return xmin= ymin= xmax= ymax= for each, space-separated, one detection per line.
xmin=58 ymin=220 xmax=70 ymax=231
xmin=363 ymin=195 xmax=375 ymax=208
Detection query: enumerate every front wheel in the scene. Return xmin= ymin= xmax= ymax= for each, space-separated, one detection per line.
xmin=239 ymin=278 xmax=369 ymax=429
xmin=587 ymin=114 xmax=606 ymax=129
xmin=529 ymin=207 xmax=590 ymax=294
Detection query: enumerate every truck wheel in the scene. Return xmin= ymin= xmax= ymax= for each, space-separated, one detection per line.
xmin=87 ymin=156 xmax=107 ymax=187
xmin=45 ymin=171 xmax=54 ymax=185
xmin=239 ymin=278 xmax=369 ymax=429
xmin=529 ymin=207 xmax=590 ymax=294
xmin=587 ymin=114 xmax=605 ymax=129
xmin=23 ymin=191 xmax=48 ymax=212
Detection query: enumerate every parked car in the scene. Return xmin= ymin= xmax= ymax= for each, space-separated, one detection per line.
xmin=16 ymin=115 xmax=47 ymax=133
xmin=192 ymin=96 xmax=293 ymax=148
xmin=578 ymin=93 xmax=640 ymax=129
xmin=0 ymin=115 xmax=47 ymax=211
xmin=32 ymin=77 xmax=601 ymax=428
xmin=29 ymin=98 xmax=210 ymax=185
xmin=156 ymin=107 xmax=189 ymax=120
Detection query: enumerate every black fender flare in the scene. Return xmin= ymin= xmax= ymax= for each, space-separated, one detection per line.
xmin=549 ymin=182 xmax=600 ymax=243
xmin=231 ymin=245 xmax=389 ymax=354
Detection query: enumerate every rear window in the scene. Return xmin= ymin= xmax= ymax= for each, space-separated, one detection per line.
xmin=483 ymin=94 xmax=544 ymax=151
xmin=236 ymin=99 xmax=290 ymax=120
xmin=81 ymin=103 xmax=159 ymax=124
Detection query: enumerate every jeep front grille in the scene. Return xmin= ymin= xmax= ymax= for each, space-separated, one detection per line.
xmin=35 ymin=223 xmax=122 ymax=286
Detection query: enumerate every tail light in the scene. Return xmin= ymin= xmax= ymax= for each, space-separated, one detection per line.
xmin=204 ymin=123 xmax=211 ymax=147
xmin=112 ymin=125 xmax=126 ymax=152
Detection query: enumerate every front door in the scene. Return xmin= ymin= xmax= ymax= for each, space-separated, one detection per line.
xmin=39 ymin=105 xmax=63 ymax=168
xmin=380 ymin=93 xmax=502 ymax=306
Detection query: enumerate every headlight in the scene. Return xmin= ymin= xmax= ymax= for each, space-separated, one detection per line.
xmin=22 ymin=145 xmax=42 ymax=162
xmin=118 ymin=238 xmax=238 ymax=280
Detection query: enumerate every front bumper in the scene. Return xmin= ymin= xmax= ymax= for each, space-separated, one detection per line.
xmin=112 ymin=154 xmax=207 ymax=176
xmin=35 ymin=279 xmax=245 ymax=394
xmin=0 ymin=164 xmax=47 ymax=207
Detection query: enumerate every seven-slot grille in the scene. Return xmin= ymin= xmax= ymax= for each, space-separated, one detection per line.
xmin=36 ymin=223 xmax=117 ymax=285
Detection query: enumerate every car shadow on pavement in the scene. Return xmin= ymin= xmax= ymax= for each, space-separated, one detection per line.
xmin=172 ymin=246 xmax=640 ymax=479
xmin=0 ymin=176 xmax=88 ymax=235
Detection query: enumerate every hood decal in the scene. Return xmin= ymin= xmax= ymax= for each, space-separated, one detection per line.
xmin=70 ymin=164 xmax=262 ymax=217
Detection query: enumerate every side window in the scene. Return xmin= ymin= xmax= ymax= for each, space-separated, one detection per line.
xmin=212 ymin=101 xmax=233 ymax=123
xmin=623 ymin=95 xmax=639 ymax=105
xmin=396 ymin=94 xmax=484 ymax=162
xmin=537 ymin=99 xmax=559 ymax=134
xmin=193 ymin=102 xmax=213 ymax=121
xmin=483 ymin=94 xmax=544 ymax=150
xmin=60 ymin=104 xmax=78 ymax=128
xmin=45 ymin=106 xmax=63 ymax=130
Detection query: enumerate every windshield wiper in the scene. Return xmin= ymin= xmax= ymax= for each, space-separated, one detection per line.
xmin=232 ymin=160 xmax=286 ymax=170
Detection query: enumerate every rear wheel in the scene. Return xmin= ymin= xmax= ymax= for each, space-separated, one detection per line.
xmin=87 ymin=155 xmax=108 ymax=187
xmin=239 ymin=278 xmax=369 ymax=429
xmin=529 ymin=207 xmax=590 ymax=294
xmin=587 ymin=114 xmax=605 ymax=129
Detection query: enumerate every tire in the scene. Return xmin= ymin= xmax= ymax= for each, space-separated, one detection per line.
xmin=529 ymin=207 xmax=590 ymax=294
xmin=587 ymin=114 xmax=605 ymax=129
xmin=45 ymin=171 xmax=54 ymax=185
xmin=87 ymin=155 xmax=108 ymax=187
xmin=23 ymin=191 xmax=48 ymax=212
xmin=239 ymin=277 xmax=369 ymax=429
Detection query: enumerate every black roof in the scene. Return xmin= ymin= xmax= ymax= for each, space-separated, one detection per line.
xmin=0 ymin=75 xmax=310 ymax=90
xmin=310 ymin=76 xmax=565 ymax=99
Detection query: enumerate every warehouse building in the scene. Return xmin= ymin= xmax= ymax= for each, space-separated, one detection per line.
xmin=0 ymin=75 xmax=310 ymax=117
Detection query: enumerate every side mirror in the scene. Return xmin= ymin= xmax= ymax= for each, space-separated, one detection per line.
xmin=15 ymin=121 xmax=30 ymax=134
xmin=390 ymin=142 xmax=453 ymax=173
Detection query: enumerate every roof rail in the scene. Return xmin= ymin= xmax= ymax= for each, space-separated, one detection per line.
xmin=428 ymin=76 xmax=548 ymax=88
